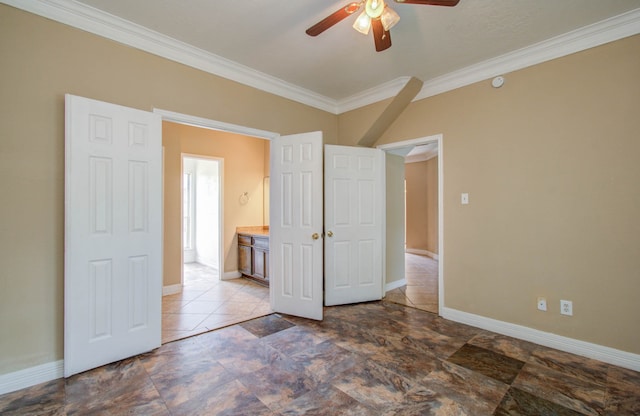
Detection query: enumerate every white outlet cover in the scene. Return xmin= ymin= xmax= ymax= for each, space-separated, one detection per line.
xmin=537 ymin=297 xmax=547 ymax=311
xmin=560 ymin=300 xmax=573 ymax=316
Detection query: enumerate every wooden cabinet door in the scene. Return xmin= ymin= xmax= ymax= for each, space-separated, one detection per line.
xmin=238 ymin=244 xmax=252 ymax=276
xmin=253 ymin=248 xmax=267 ymax=279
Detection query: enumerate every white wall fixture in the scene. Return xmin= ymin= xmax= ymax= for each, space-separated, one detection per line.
xmin=491 ymin=76 xmax=505 ymax=88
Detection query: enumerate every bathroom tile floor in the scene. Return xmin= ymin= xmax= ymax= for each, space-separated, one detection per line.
xmin=386 ymin=253 xmax=439 ymax=313
xmin=2 ymin=302 xmax=639 ymax=415
xmin=162 ymin=263 xmax=272 ymax=343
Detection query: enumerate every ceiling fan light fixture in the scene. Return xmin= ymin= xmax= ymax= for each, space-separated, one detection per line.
xmin=353 ymin=11 xmax=372 ymax=35
xmin=365 ymin=0 xmax=385 ymax=18
xmin=380 ymin=6 xmax=400 ymax=31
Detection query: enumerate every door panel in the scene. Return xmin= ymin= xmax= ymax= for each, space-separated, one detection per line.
xmin=324 ymin=145 xmax=385 ymax=306
xmin=270 ymin=132 xmax=323 ymax=320
xmin=65 ymin=94 xmax=162 ymax=377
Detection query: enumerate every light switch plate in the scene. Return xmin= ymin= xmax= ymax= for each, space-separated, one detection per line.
xmin=461 ymin=193 xmax=469 ymax=205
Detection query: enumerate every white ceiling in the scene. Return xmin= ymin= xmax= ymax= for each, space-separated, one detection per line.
xmin=8 ymin=0 xmax=640 ymax=112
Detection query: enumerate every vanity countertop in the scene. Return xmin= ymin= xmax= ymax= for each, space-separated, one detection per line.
xmin=236 ymin=226 xmax=269 ymax=237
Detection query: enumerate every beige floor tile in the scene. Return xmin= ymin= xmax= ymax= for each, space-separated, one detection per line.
xmin=162 ymin=263 xmax=270 ymax=343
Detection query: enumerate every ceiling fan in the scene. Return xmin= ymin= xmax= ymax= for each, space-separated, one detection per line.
xmin=306 ymin=0 xmax=460 ymax=52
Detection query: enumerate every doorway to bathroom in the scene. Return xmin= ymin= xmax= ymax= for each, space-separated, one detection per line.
xmin=161 ymin=134 xmax=271 ymax=344
xmin=182 ymin=155 xmax=222 ymax=274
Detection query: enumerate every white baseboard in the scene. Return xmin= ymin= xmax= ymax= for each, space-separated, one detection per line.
xmin=162 ymin=284 xmax=182 ymax=296
xmin=0 ymin=360 xmax=64 ymax=395
xmin=385 ymin=278 xmax=407 ymax=293
xmin=223 ymin=270 xmax=241 ymax=280
xmin=406 ymin=248 xmax=439 ymax=260
xmin=441 ymin=307 xmax=640 ymax=372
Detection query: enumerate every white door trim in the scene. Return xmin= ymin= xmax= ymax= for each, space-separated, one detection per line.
xmin=153 ymin=108 xmax=279 ymax=141
xmin=377 ymin=134 xmax=444 ymax=316
xmin=153 ymin=108 xmax=278 ymax=283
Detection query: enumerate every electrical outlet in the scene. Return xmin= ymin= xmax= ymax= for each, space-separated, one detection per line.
xmin=537 ymin=297 xmax=547 ymax=311
xmin=560 ymin=300 xmax=573 ymax=316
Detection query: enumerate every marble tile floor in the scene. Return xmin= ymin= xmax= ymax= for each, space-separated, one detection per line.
xmin=2 ymin=301 xmax=639 ymax=415
xmin=162 ymin=262 xmax=272 ymax=343
xmin=386 ymin=253 xmax=439 ymax=314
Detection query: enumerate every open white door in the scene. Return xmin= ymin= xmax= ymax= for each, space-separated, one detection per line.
xmin=324 ymin=145 xmax=385 ymax=306
xmin=270 ymin=132 xmax=324 ymax=320
xmin=65 ymin=95 xmax=162 ymax=377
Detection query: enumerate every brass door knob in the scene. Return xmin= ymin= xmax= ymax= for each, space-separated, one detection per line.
xmin=327 ymin=231 xmax=334 ymax=237
xmin=312 ymin=233 xmax=319 ymax=240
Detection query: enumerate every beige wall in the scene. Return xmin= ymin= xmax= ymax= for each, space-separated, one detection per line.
xmin=0 ymin=4 xmax=336 ymax=375
xmin=341 ymin=35 xmax=640 ymax=354
xmin=406 ymin=157 xmax=439 ymax=254
xmin=1 ymin=2 xmax=639 ymax=379
xmin=163 ymin=122 xmax=267 ymax=286
xmin=385 ymin=154 xmax=406 ymax=285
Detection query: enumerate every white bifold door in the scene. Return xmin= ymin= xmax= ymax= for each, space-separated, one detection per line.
xmin=270 ymin=133 xmax=384 ymax=319
xmin=64 ymin=94 xmax=162 ymax=377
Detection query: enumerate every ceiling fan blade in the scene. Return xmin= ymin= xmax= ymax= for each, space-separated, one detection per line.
xmin=393 ymin=0 xmax=460 ymax=6
xmin=371 ymin=18 xmax=392 ymax=52
xmin=306 ymin=2 xmax=362 ymax=36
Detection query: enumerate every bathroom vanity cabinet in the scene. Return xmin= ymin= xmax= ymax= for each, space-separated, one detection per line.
xmin=237 ymin=227 xmax=269 ymax=286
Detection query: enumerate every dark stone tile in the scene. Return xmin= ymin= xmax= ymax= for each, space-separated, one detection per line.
xmin=494 ymin=387 xmax=586 ymax=416
xmin=513 ymin=363 xmax=606 ymax=416
xmin=290 ymin=339 xmax=362 ymax=384
xmin=143 ymin=354 xmax=235 ymax=409
xmin=327 ymin=318 xmax=405 ymax=356
xmin=65 ymin=358 xmax=168 ymax=415
xmin=195 ymin=323 xmax=258 ymax=346
xmin=447 ymin=343 xmax=525 ymax=384
xmin=263 ymin=325 xmax=326 ymax=356
xmin=368 ymin=340 xmax=441 ymax=382
xmin=168 ymin=379 xmax=274 ymax=415
xmin=605 ymin=365 xmax=640 ymax=415
xmin=138 ymin=336 xmax=210 ymax=374
xmin=382 ymin=385 xmax=473 ymax=416
xmin=280 ymin=384 xmax=374 ymax=415
xmin=0 ymin=379 xmax=65 ymax=416
xmin=215 ymin=339 xmax=289 ymax=376
xmin=237 ymin=359 xmax=318 ymax=411
xmin=420 ymin=360 xmax=510 ymax=415
xmin=400 ymin=329 xmax=467 ymax=360
xmin=239 ymin=314 xmax=295 ymax=338
xmin=378 ymin=301 xmax=482 ymax=341
xmin=469 ymin=332 xmax=540 ymax=362
xmin=332 ymin=359 xmax=416 ymax=411
xmin=529 ymin=347 xmax=609 ymax=387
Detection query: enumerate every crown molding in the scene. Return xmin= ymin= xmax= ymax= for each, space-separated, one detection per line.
xmin=4 ymin=1 xmax=639 ymax=114
xmin=2 ymin=0 xmax=339 ymax=113
xmin=414 ymin=7 xmax=640 ymax=102
xmin=335 ymin=76 xmax=411 ymax=114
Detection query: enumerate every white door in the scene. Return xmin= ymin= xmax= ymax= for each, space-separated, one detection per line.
xmin=64 ymin=94 xmax=162 ymax=377
xmin=270 ymin=132 xmax=324 ymax=320
xmin=324 ymin=145 xmax=385 ymax=306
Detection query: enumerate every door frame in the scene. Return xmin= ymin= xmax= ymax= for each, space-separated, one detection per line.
xmin=180 ymin=153 xmax=225 ymax=282
xmin=153 ymin=108 xmax=278 ymax=286
xmin=377 ymin=134 xmax=444 ymax=316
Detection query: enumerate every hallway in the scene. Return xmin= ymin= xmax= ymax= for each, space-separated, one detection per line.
xmin=385 ymin=253 xmax=438 ymax=313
